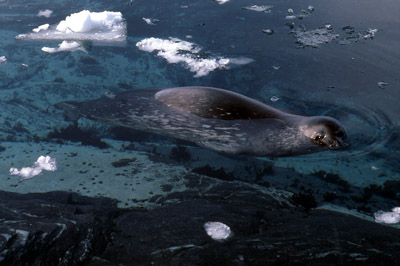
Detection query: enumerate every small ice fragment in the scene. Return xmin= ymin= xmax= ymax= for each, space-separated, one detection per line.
xmin=204 ymin=221 xmax=232 ymax=241
xmin=21 ymin=64 xmax=29 ymax=68
xmin=218 ymin=58 xmax=230 ymax=65
xmin=142 ymin=17 xmax=159 ymax=25
xmin=10 ymin=155 xmax=57 ymax=180
xmin=378 ymin=81 xmax=388 ymax=89
xmin=185 ymin=35 xmax=192 ymax=39
xmin=262 ymin=29 xmax=274 ymax=35
xmin=42 ymin=41 xmax=86 ymax=53
xmin=104 ymin=91 xmax=116 ymax=99
xmin=370 ymin=166 xmax=379 ymax=171
xmin=325 ymin=24 xmax=333 ymax=30
xmin=180 ymin=5 xmax=189 ymax=8
xmin=285 ymin=15 xmax=297 ymax=20
xmin=392 ymin=207 xmax=400 ymax=213
xmin=270 ymin=96 xmax=279 ymax=102
xmin=287 ymin=8 xmax=294 ymax=15
xmin=0 ymin=56 xmax=6 ymax=63
xmin=32 ymin=24 xmax=49 ymax=33
xmin=243 ymin=5 xmax=273 ymax=12
xmin=214 ymin=0 xmax=230 ymax=4
xmin=374 ymin=210 xmax=400 ymax=224
xmin=38 ymin=9 xmax=53 ymax=18
xmin=307 ymin=6 xmax=314 ymax=13
xmin=272 ymin=65 xmax=280 ymax=70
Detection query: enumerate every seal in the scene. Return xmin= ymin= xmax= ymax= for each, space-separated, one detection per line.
xmin=55 ymin=86 xmax=347 ymax=157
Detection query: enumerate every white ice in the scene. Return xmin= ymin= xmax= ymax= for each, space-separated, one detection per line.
xmin=16 ymin=10 xmax=126 ymax=43
xmin=42 ymin=41 xmax=86 ymax=53
xmin=243 ymin=5 xmax=274 ymax=12
xmin=37 ymin=9 xmax=53 ymax=18
xmin=32 ymin=24 xmax=49 ymax=33
xmin=136 ymin=37 xmax=253 ymax=77
xmin=0 ymin=56 xmax=6 ymax=63
xmin=10 ymin=155 xmax=57 ymax=180
xmin=214 ymin=0 xmax=230 ymax=4
xmin=374 ymin=207 xmax=400 ymax=224
xmin=204 ymin=221 xmax=232 ymax=241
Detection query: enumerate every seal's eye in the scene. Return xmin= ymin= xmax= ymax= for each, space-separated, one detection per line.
xmin=313 ymin=132 xmax=326 ymax=145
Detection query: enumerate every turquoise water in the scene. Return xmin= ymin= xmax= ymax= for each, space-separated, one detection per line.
xmin=0 ymin=0 xmax=400 ymax=264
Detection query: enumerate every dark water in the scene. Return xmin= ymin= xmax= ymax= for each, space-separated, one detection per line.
xmin=0 ymin=0 xmax=400 ymax=264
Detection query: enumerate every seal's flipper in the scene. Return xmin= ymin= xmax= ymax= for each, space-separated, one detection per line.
xmin=155 ymin=86 xmax=283 ymax=120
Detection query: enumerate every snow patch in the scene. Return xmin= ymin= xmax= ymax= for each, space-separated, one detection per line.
xmin=136 ymin=37 xmax=252 ymax=77
xmin=204 ymin=221 xmax=232 ymax=241
xmin=10 ymin=155 xmax=57 ymax=180
xmin=16 ymin=10 xmax=126 ymax=43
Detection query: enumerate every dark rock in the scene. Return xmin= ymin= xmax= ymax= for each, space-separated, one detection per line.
xmin=291 ymin=192 xmax=318 ymax=212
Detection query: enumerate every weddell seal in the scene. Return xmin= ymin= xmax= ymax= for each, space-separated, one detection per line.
xmin=55 ymin=86 xmax=347 ymax=157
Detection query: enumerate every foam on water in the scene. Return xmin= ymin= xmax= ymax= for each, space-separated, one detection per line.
xmin=41 ymin=41 xmax=86 ymax=53
xmin=136 ymin=37 xmax=253 ymax=77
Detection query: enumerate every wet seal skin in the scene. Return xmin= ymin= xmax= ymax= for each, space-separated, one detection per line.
xmin=55 ymin=86 xmax=347 ymax=157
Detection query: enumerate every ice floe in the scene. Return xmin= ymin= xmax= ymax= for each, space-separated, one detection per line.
xmin=16 ymin=10 xmax=126 ymax=44
xmin=204 ymin=221 xmax=232 ymax=241
xmin=0 ymin=56 xmax=6 ymax=63
xmin=41 ymin=41 xmax=87 ymax=53
xmin=136 ymin=37 xmax=253 ymax=77
xmin=243 ymin=5 xmax=273 ymax=12
xmin=374 ymin=207 xmax=400 ymax=224
xmin=37 ymin=9 xmax=53 ymax=18
xmin=10 ymin=155 xmax=57 ymax=180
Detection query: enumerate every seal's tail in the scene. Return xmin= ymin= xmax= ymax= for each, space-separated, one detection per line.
xmin=54 ymin=101 xmax=82 ymax=122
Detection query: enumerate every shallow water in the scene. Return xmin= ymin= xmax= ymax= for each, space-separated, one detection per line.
xmin=0 ymin=0 xmax=400 ymax=264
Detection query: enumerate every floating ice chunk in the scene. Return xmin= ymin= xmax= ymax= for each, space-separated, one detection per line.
xmin=42 ymin=41 xmax=86 ymax=53
xmin=243 ymin=5 xmax=273 ymax=12
xmin=142 ymin=17 xmax=159 ymax=25
xmin=0 ymin=56 xmax=6 ymax=63
xmin=307 ymin=6 xmax=315 ymax=13
xmin=214 ymin=0 xmax=230 ymax=4
xmin=287 ymin=8 xmax=294 ymax=15
xmin=363 ymin=28 xmax=378 ymax=39
xmin=262 ymin=29 xmax=274 ymax=35
xmin=374 ymin=208 xmax=400 ymax=224
xmin=378 ymin=81 xmax=388 ymax=89
xmin=204 ymin=221 xmax=232 ymax=241
xmin=38 ymin=9 xmax=53 ymax=18
xmin=136 ymin=37 xmax=253 ymax=77
xmin=16 ymin=10 xmax=126 ymax=44
xmin=270 ymin=96 xmax=279 ymax=102
xmin=32 ymin=24 xmax=49 ymax=32
xmin=10 ymin=155 xmax=57 ymax=180
xmin=293 ymin=25 xmax=339 ymax=48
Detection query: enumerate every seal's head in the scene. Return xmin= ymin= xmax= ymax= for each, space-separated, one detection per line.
xmin=301 ymin=116 xmax=347 ymax=150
